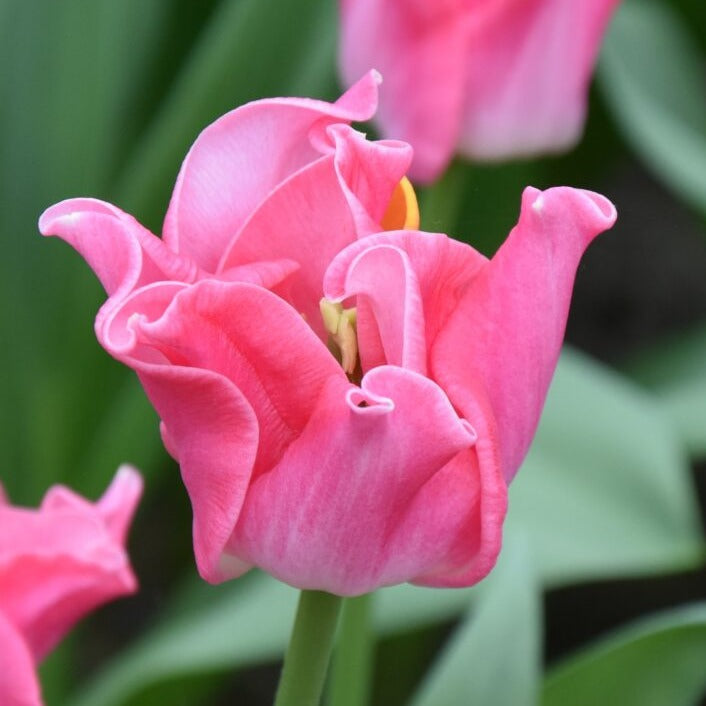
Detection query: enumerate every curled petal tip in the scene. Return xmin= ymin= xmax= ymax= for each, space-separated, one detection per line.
xmin=578 ymin=188 xmax=618 ymax=227
xmin=336 ymin=70 xmax=382 ymax=119
xmin=38 ymin=202 xmax=77 ymax=235
xmin=97 ymin=465 xmax=144 ymax=544
xmin=38 ymin=197 xmax=121 ymax=235
xmin=523 ymin=185 xmax=617 ymax=237
xmin=346 ymin=387 xmax=395 ymax=415
xmin=112 ymin=464 xmax=144 ymax=501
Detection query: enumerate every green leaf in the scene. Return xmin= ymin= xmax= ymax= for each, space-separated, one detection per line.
xmin=68 ymin=570 xmax=481 ymax=706
xmin=410 ymin=534 xmax=541 ymax=706
xmin=627 ymin=324 xmax=706 ymax=459
xmin=507 ymin=348 xmax=704 ymax=586
xmin=0 ymin=0 xmax=170 ymax=502
xmin=598 ymin=0 xmax=706 ymax=215
xmin=542 ymin=603 xmax=706 ymax=706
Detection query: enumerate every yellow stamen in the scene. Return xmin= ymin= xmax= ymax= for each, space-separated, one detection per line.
xmin=320 ymin=299 xmax=359 ymax=375
xmin=381 ymin=177 xmax=420 ymax=231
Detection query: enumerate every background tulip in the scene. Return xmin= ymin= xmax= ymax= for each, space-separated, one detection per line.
xmin=0 ymin=467 xmax=141 ymax=705
xmin=339 ymin=0 xmax=621 ymax=181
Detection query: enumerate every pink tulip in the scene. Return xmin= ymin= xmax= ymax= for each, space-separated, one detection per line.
xmin=41 ymin=76 xmax=616 ymax=596
xmin=339 ymin=0 xmax=620 ymax=182
xmin=0 ymin=467 xmax=142 ymax=705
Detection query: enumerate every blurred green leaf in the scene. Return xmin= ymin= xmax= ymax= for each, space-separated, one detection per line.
xmin=508 ymin=348 xmax=704 ymax=585
xmin=599 ymin=0 xmax=706 ymax=215
xmin=74 ymin=375 xmax=166 ymax=496
xmin=67 ymin=573 xmax=295 ymax=706
xmin=627 ymin=324 xmax=706 ymax=459
xmin=542 ymin=603 xmax=706 ymax=706
xmin=410 ymin=535 xmax=540 ymax=706
xmin=0 ymin=0 xmax=171 ymax=502
xmin=68 ymin=570 xmax=481 ymax=706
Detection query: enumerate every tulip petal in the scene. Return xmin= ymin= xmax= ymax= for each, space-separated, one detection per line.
xmin=325 ymin=230 xmax=486 ymax=371
xmin=433 ymin=186 xmax=617 ymax=481
xmin=459 ymin=0 xmax=620 ymax=159
xmin=0 ymin=470 xmax=139 ymax=660
xmin=98 ymin=282 xmax=258 ymax=579
xmin=40 ymin=465 xmax=143 ymax=546
xmin=328 ymin=243 xmax=428 ymax=374
xmin=135 ymin=365 xmax=258 ymax=583
xmin=217 ymin=155 xmax=359 ymax=334
xmin=108 ymin=281 xmax=346 ymax=582
xmin=132 ymin=281 xmax=344 ymax=472
xmin=339 ymin=0 xmax=470 ymax=181
xmin=38 ymin=198 xmax=202 ymax=299
xmin=327 ymin=124 xmax=413 ymax=234
xmin=231 ymin=365 xmax=478 ymax=595
xmin=94 ymin=465 xmax=143 ymax=544
xmin=218 ymin=126 xmax=411 ymax=334
xmin=163 ymin=71 xmax=383 ymax=271
xmin=403 ymin=386 xmax=507 ymax=587
xmin=0 ymin=613 xmax=42 ymax=706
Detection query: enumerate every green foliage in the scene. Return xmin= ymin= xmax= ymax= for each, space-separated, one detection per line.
xmin=599 ymin=0 xmax=706 ymax=217
xmin=410 ymin=536 xmax=540 ymax=706
xmin=509 ymin=349 xmax=704 ymax=585
xmin=543 ymin=604 xmax=706 ymax=706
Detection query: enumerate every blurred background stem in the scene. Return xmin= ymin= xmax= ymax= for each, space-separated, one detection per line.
xmin=327 ymin=593 xmax=374 ymax=706
xmin=274 ymin=590 xmax=342 ymax=706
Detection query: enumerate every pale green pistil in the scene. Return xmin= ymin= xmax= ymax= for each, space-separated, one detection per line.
xmin=320 ymin=298 xmax=359 ymax=375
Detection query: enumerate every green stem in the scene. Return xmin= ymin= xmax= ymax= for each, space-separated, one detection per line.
xmin=274 ymin=590 xmax=343 ymax=706
xmin=327 ymin=593 xmax=374 ymax=706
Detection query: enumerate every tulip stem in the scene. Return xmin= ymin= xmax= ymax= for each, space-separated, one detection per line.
xmin=327 ymin=593 xmax=374 ymax=706
xmin=274 ymin=589 xmax=343 ymax=706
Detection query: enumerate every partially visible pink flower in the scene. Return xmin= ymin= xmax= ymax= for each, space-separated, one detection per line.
xmin=0 ymin=467 xmax=142 ymax=706
xmin=339 ymin=0 xmax=620 ymax=181
xmin=41 ymin=76 xmax=616 ymax=596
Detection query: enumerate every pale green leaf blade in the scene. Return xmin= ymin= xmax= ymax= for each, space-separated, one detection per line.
xmin=68 ymin=571 xmax=481 ymax=706
xmin=508 ymin=348 xmax=704 ymax=585
xmin=410 ymin=534 xmax=540 ymax=706
xmin=542 ymin=604 xmax=706 ymax=706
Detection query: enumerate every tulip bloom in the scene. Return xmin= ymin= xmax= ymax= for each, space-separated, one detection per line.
xmin=339 ymin=0 xmax=620 ymax=181
xmin=41 ymin=74 xmax=616 ymax=596
xmin=0 ymin=467 xmax=142 ymax=705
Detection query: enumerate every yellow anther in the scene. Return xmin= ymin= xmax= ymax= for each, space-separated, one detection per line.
xmin=320 ymin=299 xmax=359 ymax=375
xmin=381 ymin=177 xmax=420 ymax=231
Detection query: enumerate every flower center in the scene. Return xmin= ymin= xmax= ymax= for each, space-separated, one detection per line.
xmin=320 ymin=299 xmax=359 ymax=377
xmin=318 ymin=179 xmax=418 ymax=379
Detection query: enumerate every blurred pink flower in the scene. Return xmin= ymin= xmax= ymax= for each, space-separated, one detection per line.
xmin=41 ymin=77 xmax=616 ymax=596
xmin=339 ymin=0 xmax=620 ymax=181
xmin=0 ymin=467 xmax=142 ymax=705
